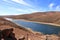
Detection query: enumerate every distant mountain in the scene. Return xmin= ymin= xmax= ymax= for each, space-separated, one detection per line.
xmin=3 ymin=11 xmax=60 ymax=24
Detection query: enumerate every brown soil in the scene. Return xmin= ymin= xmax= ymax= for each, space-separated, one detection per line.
xmin=0 ymin=17 xmax=60 ymax=40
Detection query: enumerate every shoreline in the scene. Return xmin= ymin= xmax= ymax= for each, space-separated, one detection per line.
xmin=15 ymin=19 xmax=60 ymax=27
xmin=5 ymin=18 xmax=44 ymax=34
xmin=5 ymin=18 xmax=60 ymax=27
xmin=5 ymin=18 xmax=60 ymax=35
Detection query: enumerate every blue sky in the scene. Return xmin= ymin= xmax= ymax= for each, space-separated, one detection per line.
xmin=0 ymin=0 xmax=60 ymax=15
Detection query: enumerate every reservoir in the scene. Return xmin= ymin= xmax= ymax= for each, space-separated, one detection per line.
xmin=11 ymin=19 xmax=60 ymax=34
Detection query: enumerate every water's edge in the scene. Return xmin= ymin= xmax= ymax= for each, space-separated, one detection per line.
xmin=14 ymin=19 xmax=60 ymax=27
xmin=5 ymin=18 xmax=60 ymax=34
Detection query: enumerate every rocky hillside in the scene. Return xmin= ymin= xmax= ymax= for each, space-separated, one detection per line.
xmin=0 ymin=17 xmax=60 ymax=40
xmin=4 ymin=11 xmax=60 ymax=24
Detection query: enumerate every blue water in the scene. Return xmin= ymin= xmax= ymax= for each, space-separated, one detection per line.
xmin=12 ymin=20 xmax=60 ymax=34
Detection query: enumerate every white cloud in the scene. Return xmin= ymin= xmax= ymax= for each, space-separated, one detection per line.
xmin=14 ymin=7 xmax=39 ymax=13
xmin=11 ymin=0 xmax=31 ymax=6
xmin=28 ymin=9 xmax=40 ymax=12
xmin=3 ymin=0 xmax=32 ymax=7
xmin=56 ymin=6 xmax=60 ymax=9
xmin=16 ymin=9 xmax=24 ymax=11
xmin=15 ymin=8 xmax=40 ymax=14
xmin=49 ymin=3 xmax=54 ymax=9
xmin=9 ymin=7 xmax=27 ymax=12
xmin=5 ymin=6 xmax=39 ymax=14
xmin=7 ymin=7 xmax=28 ymax=13
xmin=16 ymin=8 xmax=29 ymax=12
xmin=56 ymin=6 xmax=60 ymax=11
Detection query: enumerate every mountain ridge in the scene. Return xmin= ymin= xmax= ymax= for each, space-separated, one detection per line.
xmin=3 ymin=11 xmax=60 ymax=24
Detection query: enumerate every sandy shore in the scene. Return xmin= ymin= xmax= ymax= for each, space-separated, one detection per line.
xmin=5 ymin=18 xmax=60 ymax=27
xmin=15 ymin=19 xmax=60 ymax=27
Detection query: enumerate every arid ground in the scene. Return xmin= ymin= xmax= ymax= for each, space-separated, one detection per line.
xmin=0 ymin=11 xmax=60 ymax=40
